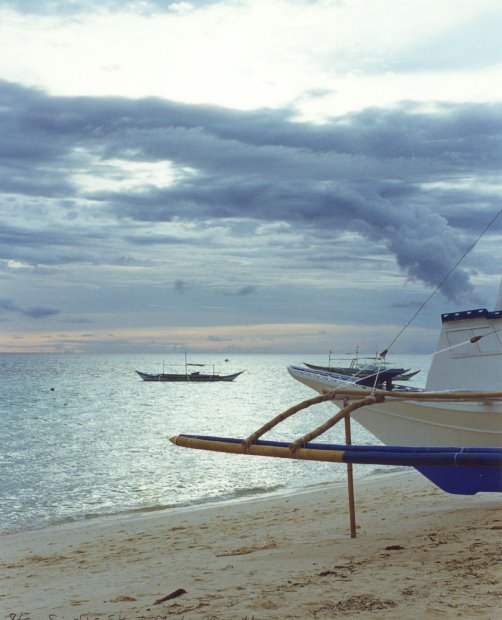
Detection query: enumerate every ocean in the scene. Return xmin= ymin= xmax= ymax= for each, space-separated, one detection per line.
xmin=0 ymin=352 xmax=430 ymax=535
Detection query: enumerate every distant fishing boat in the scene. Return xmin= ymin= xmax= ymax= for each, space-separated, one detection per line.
xmin=136 ymin=354 xmax=245 ymax=382
xmin=136 ymin=370 xmax=244 ymax=382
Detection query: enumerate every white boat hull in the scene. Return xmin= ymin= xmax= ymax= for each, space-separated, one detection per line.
xmin=289 ymin=286 xmax=502 ymax=449
xmin=287 ymin=366 xmax=502 ymax=447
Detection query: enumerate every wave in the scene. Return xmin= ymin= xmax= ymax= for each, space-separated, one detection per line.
xmin=1 ymin=483 xmax=292 ymax=536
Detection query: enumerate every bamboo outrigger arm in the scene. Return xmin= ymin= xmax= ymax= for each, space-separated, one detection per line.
xmin=324 ymin=387 xmax=502 ymax=401
xmin=289 ymin=393 xmax=385 ymax=452
xmin=240 ymin=385 xmax=502 ymax=452
xmin=171 ymin=394 xmax=377 ymax=459
xmin=236 ymin=385 xmax=502 ymax=453
xmin=241 ymin=389 xmax=349 ymax=448
xmin=241 ymin=392 xmax=384 ymax=452
xmin=169 ymin=435 xmax=502 ymax=469
xmin=171 ymin=434 xmax=349 ymax=462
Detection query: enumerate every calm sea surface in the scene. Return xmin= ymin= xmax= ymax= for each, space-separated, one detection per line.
xmin=0 ymin=353 xmax=430 ymax=535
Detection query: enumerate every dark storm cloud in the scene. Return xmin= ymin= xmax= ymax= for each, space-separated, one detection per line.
xmin=1 ymin=80 xmax=501 ymax=301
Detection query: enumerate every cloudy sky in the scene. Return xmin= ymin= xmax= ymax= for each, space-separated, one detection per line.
xmin=1 ymin=0 xmax=501 ymax=355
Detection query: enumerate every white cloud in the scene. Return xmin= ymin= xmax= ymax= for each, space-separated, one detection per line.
xmin=1 ymin=0 xmax=501 ymax=117
xmin=72 ymin=157 xmax=181 ymax=192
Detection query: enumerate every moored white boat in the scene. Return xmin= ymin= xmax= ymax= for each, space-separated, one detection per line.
xmin=303 ymin=350 xmax=420 ymax=381
xmin=288 ymin=280 xmax=502 ymax=448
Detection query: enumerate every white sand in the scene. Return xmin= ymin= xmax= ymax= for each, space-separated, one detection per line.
xmin=2 ymin=470 xmax=501 ymax=619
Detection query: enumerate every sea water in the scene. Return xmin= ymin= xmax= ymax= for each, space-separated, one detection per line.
xmin=0 ymin=353 xmax=430 ymax=534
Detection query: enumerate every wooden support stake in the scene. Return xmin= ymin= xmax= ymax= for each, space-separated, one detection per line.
xmin=344 ymin=405 xmax=356 ymax=539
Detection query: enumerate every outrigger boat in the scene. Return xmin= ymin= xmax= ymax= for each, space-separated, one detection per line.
xmin=136 ymin=369 xmax=244 ymax=382
xmin=303 ymin=358 xmax=420 ymax=381
xmin=288 ymin=285 xmax=502 ymax=449
xmin=171 ymin=279 xmax=502 ymax=496
xmin=137 ymin=354 xmax=245 ymax=382
xmin=303 ymin=363 xmax=420 ymax=381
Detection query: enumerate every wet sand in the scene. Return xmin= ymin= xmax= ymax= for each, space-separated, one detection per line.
xmin=2 ymin=471 xmax=501 ymax=619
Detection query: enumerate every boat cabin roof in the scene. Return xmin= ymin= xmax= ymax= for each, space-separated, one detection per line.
xmin=442 ymin=308 xmax=502 ymax=323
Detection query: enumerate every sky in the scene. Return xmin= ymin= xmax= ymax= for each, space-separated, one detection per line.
xmin=0 ymin=0 xmax=501 ymax=356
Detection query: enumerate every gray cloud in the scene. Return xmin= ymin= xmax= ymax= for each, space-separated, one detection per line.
xmin=207 ymin=334 xmax=233 ymax=342
xmin=1 ymin=80 xmax=501 ymax=305
xmin=174 ymin=279 xmax=190 ymax=293
xmin=23 ymin=305 xmax=61 ymax=318
xmin=236 ymin=286 xmax=256 ymax=296
xmin=0 ymin=1 xmax=219 ymax=15
xmin=0 ymin=297 xmax=60 ymax=318
xmin=219 ymin=285 xmax=257 ymax=296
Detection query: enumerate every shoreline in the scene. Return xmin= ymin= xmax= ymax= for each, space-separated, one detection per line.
xmin=2 ymin=470 xmax=501 ymax=619
xmin=1 ymin=466 xmax=403 ymax=538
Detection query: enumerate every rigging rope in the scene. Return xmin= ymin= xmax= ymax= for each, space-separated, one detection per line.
xmin=431 ymin=326 xmax=502 ymax=357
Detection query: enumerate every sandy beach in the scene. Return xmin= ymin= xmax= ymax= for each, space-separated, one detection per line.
xmin=2 ymin=470 xmax=501 ymax=619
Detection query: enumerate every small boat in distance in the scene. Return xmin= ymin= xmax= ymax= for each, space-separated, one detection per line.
xmin=136 ymin=369 xmax=244 ymax=382
xmin=136 ymin=354 xmax=245 ymax=382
